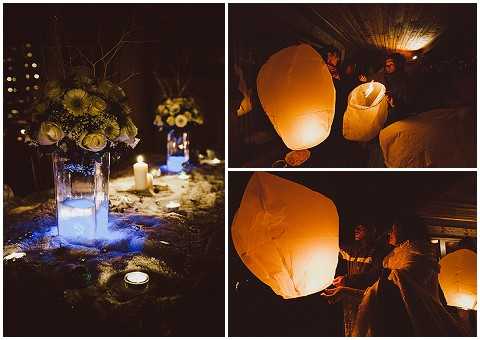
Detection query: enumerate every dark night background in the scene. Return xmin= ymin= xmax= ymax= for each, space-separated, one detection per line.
xmin=228 ymin=171 xmax=476 ymax=336
xmin=4 ymin=4 xmax=224 ymax=196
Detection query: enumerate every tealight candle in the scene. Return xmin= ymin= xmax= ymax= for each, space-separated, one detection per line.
xmin=166 ymin=201 xmax=180 ymax=210
xmin=178 ymin=172 xmax=190 ymax=180
xmin=133 ymin=155 xmax=148 ymax=190
xmin=124 ymin=271 xmax=149 ymax=289
xmin=204 ymin=157 xmax=221 ymax=165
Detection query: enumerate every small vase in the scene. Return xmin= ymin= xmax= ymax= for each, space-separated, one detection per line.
xmin=52 ymin=151 xmax=110 ymax=245
xmin=166 ymin=129 xmax=190 ymax=173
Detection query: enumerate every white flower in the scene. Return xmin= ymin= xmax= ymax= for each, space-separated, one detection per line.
xmin=175 ymin=114 xmax=188 ymax=128
xmin=116 ymin=117 xmax=138 ymax=143
xmin=166 ymin=116 xmax=175 ymax=126
xmin=78 ymin=131 xmax=107 ymax=152
xmin=170 ymin=103 xmax=180 ymax=114
xmin=153 ymin=115 xmax=163 ymax=127
xmin=157 ymin=104 xmax=166 ymax=114
xmin=37 ymin=121 xmax=65 ymax=145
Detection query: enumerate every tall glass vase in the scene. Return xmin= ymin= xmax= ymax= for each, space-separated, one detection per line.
xmin=52 ymin=152 xmax=110 ymax=245
xmin=166 ymin=129 xmax=190 ymax=173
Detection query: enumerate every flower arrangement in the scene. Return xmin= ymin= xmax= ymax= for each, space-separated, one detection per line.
xmin=153 ymin=97 xmax=203 ymax=131
xmin=26 ymin=68 xmax=138 ymax=157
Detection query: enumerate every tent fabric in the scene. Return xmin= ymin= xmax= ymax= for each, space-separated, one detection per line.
xmin=232 ymin=172 xmax=339 ymax=299
xmin=379 ymin=107 xmax=476 ymax=168
xmin=342 ymin=82 xmax=388 ymax=141
xmin=257 ymin=44 xmax=336 ymax=150
xmin=353 ymin=240 xmax=465 ymax=336
xmin=438 ymin=249 xmax=477 ymax=310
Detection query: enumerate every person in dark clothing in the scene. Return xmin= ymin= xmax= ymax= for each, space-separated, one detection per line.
xmin=341 ymin=60 xmax=367 ymax=96
xmin=325 ymin=46 xmax=345 ymax=139
xmin=331 ymin=223 xmax=384 ymax=336
xmin=381 ymin=54 xmax=413 ymax=125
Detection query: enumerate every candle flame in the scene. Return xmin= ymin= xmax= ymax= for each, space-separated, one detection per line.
xmin=137 ymin=155 xmax=144 ymax=163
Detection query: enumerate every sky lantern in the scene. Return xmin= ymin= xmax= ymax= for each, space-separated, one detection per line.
xmin=343 ymin=81 xmax=388 ymax=142
xmin=439 ymin=249 xmax=477 ymax=310
xmin=257 ymin=44 xmax=335 ymax=164
xmin=232 ymin=172 xmax=339 ymax=299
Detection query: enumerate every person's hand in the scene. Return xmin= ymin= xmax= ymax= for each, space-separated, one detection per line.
xmin=332 ymin=275 xmax=345 ymax=287
xmin=358 ymin=74 xmax=367 ymax=82
xmin=321 ymin=287 xmax=345 ymax=304
xmin=386 ymin=94 xmax=395 ymax=107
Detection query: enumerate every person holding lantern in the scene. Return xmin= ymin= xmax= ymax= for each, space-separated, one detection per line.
xmin=332 ymin=223 xmax=385 ymax=336
xmin=381 ymin=53 xmax=413 ymax=125
xmin=323 ymin=216 xmax=466 ymax=336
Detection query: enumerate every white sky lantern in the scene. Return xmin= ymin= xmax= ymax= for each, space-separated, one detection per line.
xmin=257 ymin=44 xmax=335 ymax=155
xmin=439 ymin=249 xmax=477 ymax=310
xmin=343 ymin=81 xmax=388 ymax=142
xmin=232 ymin=172 xmax=339 ymax=299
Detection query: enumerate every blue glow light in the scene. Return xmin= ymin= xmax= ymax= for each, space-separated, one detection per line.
xmin=58 ymin=198 xmax=109 ymax=245
xmin=167 ymin=155 xmax=187 ymax=173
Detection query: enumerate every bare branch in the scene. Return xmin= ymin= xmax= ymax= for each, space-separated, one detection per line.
xmin=118 ymin=72 xmax=140 ymax=85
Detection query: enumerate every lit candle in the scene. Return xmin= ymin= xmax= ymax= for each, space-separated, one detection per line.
xmin=178 ymin=172 xmax=190 ymax=180
xmin=147 ymin=173 xmax=153 ymax=189
xmin=133 ymin=155 xmax=148 ymax=190
xmin=124 ymin=271 xmax=149 ymax=289
xmin=166 ymin=201 xmax=180 ymax=210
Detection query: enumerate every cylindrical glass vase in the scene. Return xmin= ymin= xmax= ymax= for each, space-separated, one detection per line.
xmin=166 ymin=129 xmax=190 ymax=173
xmin=52 ymin=152 xmax=110 ymax=245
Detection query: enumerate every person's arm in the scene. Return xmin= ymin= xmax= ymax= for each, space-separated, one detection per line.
xmin=321 ymin=286 xmax=365 ymax=304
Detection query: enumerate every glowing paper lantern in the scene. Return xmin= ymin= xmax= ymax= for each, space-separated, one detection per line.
xmin=232 ymin=172 xmax=339 ymax=299
xmin=379 ymin=107 xmax=475 ymax=168
xmin=257 ymin=44 xmax=336 ymax=151
xmin=343 ymin=81 xmax=388 ymax=141
xmin=439 ymin=249 xmax=477 ymax=310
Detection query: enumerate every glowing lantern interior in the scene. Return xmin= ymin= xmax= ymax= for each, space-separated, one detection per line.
xmin=257 ymin=44 xmax=336 ymax=150
xmin=232 ymin=172 xmax=339 ymax=299
xmin=343 ymin=81 xmax=388 ymax=142
xmin=439 ymin=249 xmax=477 ymax=310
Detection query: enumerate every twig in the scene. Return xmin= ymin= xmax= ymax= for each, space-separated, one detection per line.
xmin=118 ymin=72 xmax=140 ymax=85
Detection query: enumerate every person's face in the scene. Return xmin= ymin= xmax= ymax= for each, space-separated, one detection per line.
xmin=388 ymin=224 xmax=399 ymax=246
xmin=354 ymin=225 xmax=368 ymax=241
xmin=345 ymin=65 xmax=354 ymax=75
xmin=327 ymin=52 xmax=339 ymax=66
xmin=385 ymin=59 xmax=396 ymax=74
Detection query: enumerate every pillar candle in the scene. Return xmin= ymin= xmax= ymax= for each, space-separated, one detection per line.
xmin=133 ymin=156 xmax=148 ymax=190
